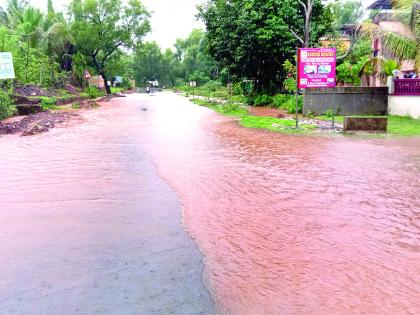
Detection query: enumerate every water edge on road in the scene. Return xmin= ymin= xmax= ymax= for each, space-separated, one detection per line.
xmin=0 ymin=95 xmax=215 ymax=315
xmin=134 ymin=92 xmax=420 ymax=315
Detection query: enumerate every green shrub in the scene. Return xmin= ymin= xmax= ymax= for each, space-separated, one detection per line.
xmin=306 ymin=110 xmax=314 ymax=118
xmin=217 ymin=101 xmax=248 ymax=116
xmin=203 ymin=80 xmax=223 ymax=92
xmin=273 ymin=94 xmax=292 ymax=109
xmin=284 ymin=95 xmax=303 ymax=114
xmin=212 ymin=88 xmax=229 ymax=98
xmin=86 ymin=86 xmax=104 ymax=99
xmin=253 ymin=94 xmax=273 ymax=106
xmin=232 ymin=83 xmax=244 ymax=95
xmin=382 ymin=59 xmax=399 ymax=77
xmin=40 ymin=97 xmax=58 ymax=110
xmin=231 ymin=94 xmax=247 ymax=103
xmin=72 ymin=102 xmax=81 ymax=109
xmin=0 ymin=90 xmax=15 ymax=120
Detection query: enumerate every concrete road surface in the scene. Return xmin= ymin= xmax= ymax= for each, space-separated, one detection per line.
xmin=0 ymin=94 xmax=215 ymax=315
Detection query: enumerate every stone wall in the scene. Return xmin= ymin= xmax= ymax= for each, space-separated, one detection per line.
xmin=303 ymin=87 xmax=389 ymax=116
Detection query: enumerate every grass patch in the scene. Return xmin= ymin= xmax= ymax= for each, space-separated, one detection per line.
xmin=314 ymin=115 xmax=420 ymax=136
xmin=192 ymin=98 xmax=248 ymax=117
xmin=314 ymin=115 xmax=345 ymax=124
xmin=40 ymin=97 xmax=60 ymax=110
xmin=176 ymin=83 xmax=233 ymax=101
xmin=387 ymin=116 xmax=420 ymax=136
xmin=71 ymin=102 xmax=81 ymax=109
xmin=111 ymin=87 xmax=124 ymax=94
xmin=57 ymin=89 xmax=73 ymax=97
xmin=240 ymin=116 xmax=316 ymax=133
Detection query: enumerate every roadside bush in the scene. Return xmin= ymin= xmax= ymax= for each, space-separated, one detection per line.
xmin=86 ymin=86 xmax=104 ymax=99
xmin=40 ymin=97 xmax=58 ymax=110
xmin=217 ymin=101 xmax=248 ymax=115
xmin=273 ymin=94 xmax=292 ymax=109
xmin=121 ymin=77 xmax=134 ymax=89
xmin=0 ymin=90 xmax=15 ymax=120
xmin=231 ymin=94 xmax=247 ymax=103
xmin=285 ymin=95 xmax=303 ymax=114
xmin=232 ymin=82 xmax=244 ymax=95
xmin=325 ymin=108 xmax=334 ymax=117
xmin=203 ymin=80 xmax=223 ymax=92
xmin=272 ymin=94 xmax=302 ymax=113
xmin=212 ymin=87 xmax=229 ymax=99
xmin=253 ymin=94 xmax=273 ymax=106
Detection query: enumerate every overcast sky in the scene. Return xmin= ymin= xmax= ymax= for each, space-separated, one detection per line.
xmin=0 ymin=0 xmax=374 ymax=49
xmin=0 ymin=0 xmax=205 ymax=49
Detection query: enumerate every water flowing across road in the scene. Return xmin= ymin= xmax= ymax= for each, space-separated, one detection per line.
xmin=1 ymin=92 xmax=420 ymax=314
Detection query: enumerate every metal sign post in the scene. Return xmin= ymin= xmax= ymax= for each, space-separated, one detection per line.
xmin=295 ymin=48 xmax=299 ymax=129
xmin=297 ymin=48 xmax=337 ymax=128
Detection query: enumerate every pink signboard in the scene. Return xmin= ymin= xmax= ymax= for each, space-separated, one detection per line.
xmin=298 ymin=48 xmax=336 ymax=89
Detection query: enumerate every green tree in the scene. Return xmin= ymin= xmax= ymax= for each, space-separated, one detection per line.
xmin=198 ymin=0 xmax=333 ymax=92
xmin=174 ymin=29 xmax=217 ymax=84
xmin=133 ymin=41 xmax=165 ymax=86
xmin=332 ymin=0 xmax=363 ymax=28
xmin=70 ymin=0 xmax=150 ymax=94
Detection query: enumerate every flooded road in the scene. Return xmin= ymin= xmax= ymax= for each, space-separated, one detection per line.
xmin=1 ymin=92 xmax=420 ymax=314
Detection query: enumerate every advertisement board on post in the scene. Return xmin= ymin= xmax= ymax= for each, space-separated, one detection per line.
xmin=0 ymin=52 xmax=15 ymax=80
xmin=298 ymin=48 xmax=336 ymax=89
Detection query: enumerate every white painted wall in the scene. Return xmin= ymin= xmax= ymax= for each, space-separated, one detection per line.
xmin=388 ymin=96 xmax=420 ymax=119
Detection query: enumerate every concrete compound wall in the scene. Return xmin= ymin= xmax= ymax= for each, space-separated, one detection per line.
xmin=388 ymin=95 xmax=420 ymax=119
xmin=303 ymin=87 xmax=389 ymax=116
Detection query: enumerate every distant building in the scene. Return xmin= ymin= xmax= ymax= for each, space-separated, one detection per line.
xmin=320 ymin=24 xmax=355 ymax=51
xmin=88 ymin=75 xmax=105 ymax=89
xmin=367 ymin=0 xmax=392 ymax=11
xmin=367 ymin=0 xmax=416 ymax=85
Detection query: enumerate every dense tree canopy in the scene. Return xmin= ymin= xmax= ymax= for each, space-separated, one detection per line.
xmin=70 ymin=0 xmax=150 ymax=93
xmin=198 ymin=0 xmax=334 ymax=92
xmin=132 ymin=29 xmax=217 ymax=87
xmin=332 ymin=0 xmax=363 ymax=28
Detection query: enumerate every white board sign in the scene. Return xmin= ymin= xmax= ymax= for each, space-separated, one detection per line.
xmin=0 ymin=52 xmax=15 ymax=80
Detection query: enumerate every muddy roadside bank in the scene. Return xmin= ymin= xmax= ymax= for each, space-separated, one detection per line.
xmin=0 ymin=93 xmax=128 ymax=137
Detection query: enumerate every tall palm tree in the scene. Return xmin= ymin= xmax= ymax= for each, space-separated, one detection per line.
xmin=359 ymin=0 xmax=419 ymax=72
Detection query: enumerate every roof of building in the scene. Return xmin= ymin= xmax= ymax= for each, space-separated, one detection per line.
xmin=367 ymin=0 xmax=393 ymax=10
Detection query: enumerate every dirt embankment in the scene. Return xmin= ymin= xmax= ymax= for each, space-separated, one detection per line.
xmin=1 ymin=84 xmax=132 ymax=137
xmin=0 ymin=111 xmax=80 ymax=136
xmin=1 ymin=96 xmax=130 ymax=137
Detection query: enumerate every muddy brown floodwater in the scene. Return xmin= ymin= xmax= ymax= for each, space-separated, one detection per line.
xmin=2 ymin=92 xmax=420 ymax=314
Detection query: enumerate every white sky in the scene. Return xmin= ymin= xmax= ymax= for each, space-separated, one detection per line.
xmin=0 ymin=0 xmax=205 ymax=49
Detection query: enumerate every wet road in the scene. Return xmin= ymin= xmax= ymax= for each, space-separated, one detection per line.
xmin=1 ymin=92 xmax=420 ymax=314
xmin=0 ymin=94 xmax=214 ymax=314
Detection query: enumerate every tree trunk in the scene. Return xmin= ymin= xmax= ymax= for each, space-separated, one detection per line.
xmin=304 ymin=0 xmax=312 ymax=48
xmin=101 ymin=72 xmax=111 ymax=95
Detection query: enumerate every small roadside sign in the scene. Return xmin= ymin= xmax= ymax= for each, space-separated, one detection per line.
xmin=0 ymin=52 xmax=15 ymax=80
xmin=189 ymin=81 xmax=197 ymax=87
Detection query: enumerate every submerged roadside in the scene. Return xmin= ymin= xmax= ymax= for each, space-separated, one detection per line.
xmin=177 ymin=91 xmax=420 ymax=137
xmin=0 ymin=93 xmax=215 ymax=314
